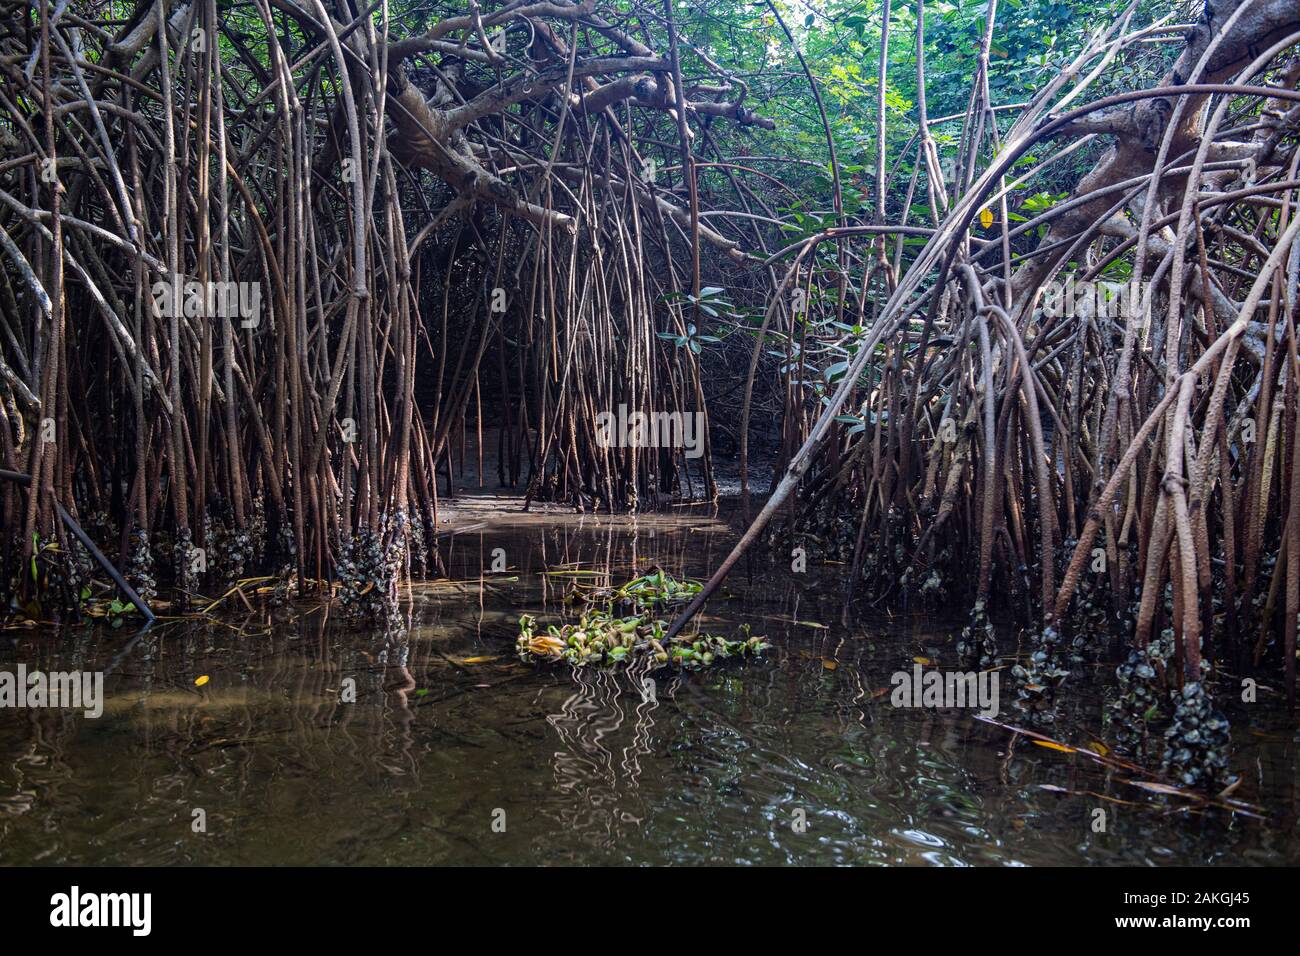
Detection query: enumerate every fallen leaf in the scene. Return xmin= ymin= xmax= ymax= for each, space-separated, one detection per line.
xmin=460 ymin=655 xmax=502 ymax=664
xmin=527 ymin=634 xmax=566 ymax=658
xmin=194 ymin=675 xmax=210 ymax=687
xmin=913 ymin=656 xmax=932 ymax=665
xmin=821 ymin=659 xmax=838 ymax=670
xmin=1031 ymin=739 xmax=1076 ymax=753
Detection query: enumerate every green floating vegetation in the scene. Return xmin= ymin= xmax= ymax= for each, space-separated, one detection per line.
xmin=573 ymin=569 xmax=703 ymax=609
xmin=516 ymin=571 xmax=768 ymax=671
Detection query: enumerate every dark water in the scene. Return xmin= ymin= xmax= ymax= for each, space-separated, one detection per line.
xmin=1 ymin=499 xmax=1297 ymax=866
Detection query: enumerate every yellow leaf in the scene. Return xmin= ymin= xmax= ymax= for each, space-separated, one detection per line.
xmin=528 ymin=635 xmax=566 ymax=658
xmin=1088 ymin=741 xmax=1110 ymax=756
xmin=912 ymin=656 xmax=932 ymax=665
xmin=821 ymin=660 xmax=838 ymax=670
xmin=194 ymin=675 xmax=210 ymax=687
xmin=460 ymin=655 xmax=502 ymax=664
xmin=979 ymin=207 xmax=994 ymax=229
xmin=1031 ymin=739 xmax=1075 ymax=753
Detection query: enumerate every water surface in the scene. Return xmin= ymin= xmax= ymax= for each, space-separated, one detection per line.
xmin=1 ymin=499 xmax=1297 ymax=865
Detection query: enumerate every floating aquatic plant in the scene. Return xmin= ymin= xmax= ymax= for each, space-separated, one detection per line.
xmin=517 ymin=572 xmax=767 ymax=672
xmin=517 ymin=610 xmax=768 ymax=671
xmin=573 ymin=569 xmax=704 ymax=609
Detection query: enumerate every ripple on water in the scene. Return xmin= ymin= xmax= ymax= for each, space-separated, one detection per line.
xmin=1 ymin=502 xmax=1297 ymax=865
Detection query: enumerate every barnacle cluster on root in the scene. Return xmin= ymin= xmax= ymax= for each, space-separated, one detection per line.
xmin=126 ymin=527 xmax=157 ymax=604
xmin=1111 ymin=628 xmax=1175 ymax=754
xmin=956 ymin=599 xmax=998 ymax=669
xmin=59 ymin=537 xmax=95 ymax=605
xmin=336 ymin=530 xmax=382 ymax=618
xmin=775 ymin=498 xmax=858 ymax=562
xmin=203 ymin=512 xmax=254 ymax=585
xmin=266 ymin=525 xmax=301 ymax=607
xmin=174 ymin=528 xmax=199 ymax=603
xmin=407 ymin=513 xmax=437 ymax=578
xmin=1012 ymin=625 xmax=1070 ymax=724
xmin=334 ymin=514 xmax=406 ymax=624
xmin=516 ymin=571 xmax=769 ymax=672
xmin=1161 ymin=680 xmax=1231 ymax=789
xmin=249 ymin=498 xmax=268 ymax=557
xmin=897 ymin=563 xmax=949 ymax=605
xmin=1061 ymin=550 xmax=1115 ymax=662
xmin=2 ymin=530 xmax=101 ymax=621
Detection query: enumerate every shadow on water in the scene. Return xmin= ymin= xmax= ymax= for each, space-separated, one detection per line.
xmin=1 ymin=498 xmax=1297 ymax=865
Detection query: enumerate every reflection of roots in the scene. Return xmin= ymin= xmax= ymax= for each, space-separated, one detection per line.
xmin=546 ymin=662 xmax=658 ymax=847
xmin=621 ymin=657 xmax=659 ymax=787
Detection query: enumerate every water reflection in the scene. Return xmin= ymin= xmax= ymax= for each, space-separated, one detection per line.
xmin=0 ymin=500 xmax=1296 ymax=865
xmin=545 ymin=665 xmax=653 ymax=849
